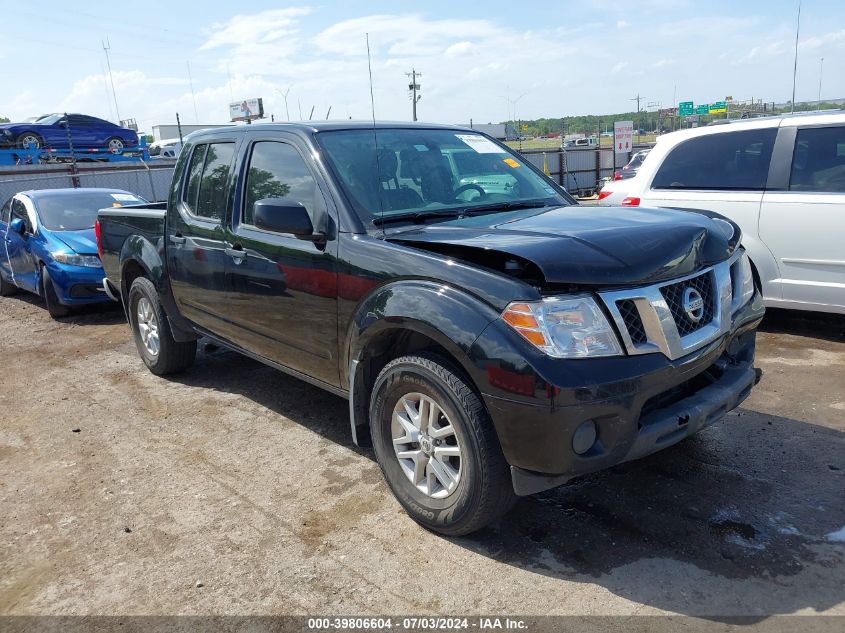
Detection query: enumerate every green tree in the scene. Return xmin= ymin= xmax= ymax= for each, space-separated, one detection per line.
xmin=0 ymin=116 xmax=9 ymax=123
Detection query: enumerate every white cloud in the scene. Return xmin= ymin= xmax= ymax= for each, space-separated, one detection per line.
xmin=445 ymin=41 xmax=475 ymax=57
xmin=611 ymin=61 xmax=629 ymax=74
xmin=652 ymin=58 xmax=675 ymax=68
xmin=800 ymin=29 xmax=845 ymax=51
xmin=617 ymin=20 xmax=630 ymax=29
xmin=200 ymin=7 xmax=311 ymax=50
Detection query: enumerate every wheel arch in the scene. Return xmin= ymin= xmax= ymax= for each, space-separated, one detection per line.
xmin=118 ymin=237 xmax=197 ymax=342
xmin=345 ymin=280 xmax=499 ymax=446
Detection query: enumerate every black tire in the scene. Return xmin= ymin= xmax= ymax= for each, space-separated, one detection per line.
xmin=41 ymin=266 xmax=70 ymax=318
xmin=0 ymin=271 xmax=18 ymax=296
xmin=370 ymin=353 xmax=516 ymax=536
xmin=128 ymin=277 xmax=196 ymax=375
xmin=16 ymin=132 xmax=42 ymax=149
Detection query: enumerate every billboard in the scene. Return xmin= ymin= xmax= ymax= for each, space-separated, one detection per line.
xmin=614 ymin=120 xmax=633 ymax=156
xmin=229 ymin=98 xmax=264 ymax=122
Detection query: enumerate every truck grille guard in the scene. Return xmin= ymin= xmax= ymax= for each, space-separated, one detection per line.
xmin=598 ymin=250 xmax=748 ymax=361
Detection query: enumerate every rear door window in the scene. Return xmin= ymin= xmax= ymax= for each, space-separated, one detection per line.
xmin=182 ymin=142 xmax=236 ymax=220
xmin=652 ymin=128 xmax=777 ymax=191
xmin=789 ymin=126 xmax=845 ymax=193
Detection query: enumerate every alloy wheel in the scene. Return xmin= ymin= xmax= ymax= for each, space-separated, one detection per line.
xmin=391 ymin=392 xmax=462 ymax=499
xmin=136 ymin=297 xmax=160 ymax=357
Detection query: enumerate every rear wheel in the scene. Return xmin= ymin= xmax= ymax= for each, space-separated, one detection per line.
xmin=128 ymin=277 xmax=196 ymax=375
xmin=370 ymin=353 xmax=516 ymax=536
xmin=41 ymin=267 xmax=70 ymax=318
xmin=16 ymin=133 xmax=42 ymax=149
xmin=106 ymin=137 xmax=125 ymax=153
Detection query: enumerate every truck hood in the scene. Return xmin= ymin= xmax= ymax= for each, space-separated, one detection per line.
xmin=50 ymin=229 xmax=98 ymax=255
xmin=387 ymin=205 xmax=738 ymax=287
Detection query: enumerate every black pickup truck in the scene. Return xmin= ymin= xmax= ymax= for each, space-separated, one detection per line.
xmin=97 ymin=122 xmax=764 ymax=535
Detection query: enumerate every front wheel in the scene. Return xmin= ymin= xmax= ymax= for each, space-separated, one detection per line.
xmin=128 ymin=277 xmax=196 ymax=375
xmin=17 ymin=133 xmax=42 ymax=149
xmin=370 ymin=354 xmax=516 ymax=536
xmin=41 ymin=267 xmax=70 ymax=318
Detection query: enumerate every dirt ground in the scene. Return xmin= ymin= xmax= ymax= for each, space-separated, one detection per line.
xmin=0 ymin=291 xmax=843 ymax=617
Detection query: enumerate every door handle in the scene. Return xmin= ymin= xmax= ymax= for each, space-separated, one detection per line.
xmin=225 ymin=246 xmax=247 ymax=262
xmin=169 ymin=234 xmax=186 ymax=245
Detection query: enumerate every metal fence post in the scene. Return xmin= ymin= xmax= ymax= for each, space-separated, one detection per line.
xmin=558 ymin=153 xmax=564 ymax=186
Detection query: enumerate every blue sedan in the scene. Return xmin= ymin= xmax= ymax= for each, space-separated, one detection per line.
xmin=0 ymin=188 xmax=145 ymax=317
xmin=0 ymin=113 xmax=139 ymax=152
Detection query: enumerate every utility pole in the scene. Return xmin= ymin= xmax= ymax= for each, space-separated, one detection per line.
xmin=630 ymin=94 xmax=643 ymax=144
xmin=407 ymin=69 xmax=421 ymax=121
xmin=102 ymin=38 xmax=121 ymax=121
xmin=818 ymin=57 xmax=824 ymax=110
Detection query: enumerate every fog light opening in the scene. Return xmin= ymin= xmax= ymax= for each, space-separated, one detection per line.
xmin=572 ymin=420 xmax=598 ymax=455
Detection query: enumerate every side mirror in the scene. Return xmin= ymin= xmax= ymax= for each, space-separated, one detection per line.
xmin=9 ymin=218 xmax=26 ymax=235
xmin=253 ymin=199 xmax=320 ymax=240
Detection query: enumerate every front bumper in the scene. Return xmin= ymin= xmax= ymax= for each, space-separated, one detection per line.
xmin=472 ymin=293 xmax=764 ymax=494
xmin=46 ymin=263 xmax=112 ymax=306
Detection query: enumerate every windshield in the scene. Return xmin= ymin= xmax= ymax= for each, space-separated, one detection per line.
xmin=36 ymin=191 xmax=145 ymax=231
xmin=316 ymin=128 xmax=571 ymax=225
xmin=33 ymin=114 xmax=63 ymax=125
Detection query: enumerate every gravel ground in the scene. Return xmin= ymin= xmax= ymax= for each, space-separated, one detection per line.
xmin=0 ymin=292 xmax=843 ymax=617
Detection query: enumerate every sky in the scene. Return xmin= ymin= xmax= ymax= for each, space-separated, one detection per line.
xmin=0 ymin=0 xmax=843 ymax=132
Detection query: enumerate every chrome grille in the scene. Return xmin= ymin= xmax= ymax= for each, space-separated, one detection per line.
xmin=598 ymin=252 xmax=739 ymax=361
xmin=616 ymin=299 xmax=647 ymax=344
xmin=659 ymin=272 xmax=715 ymax=337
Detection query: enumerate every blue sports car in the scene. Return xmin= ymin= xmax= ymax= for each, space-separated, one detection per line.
xmin=0 ymin=113 xmax=139 ymax=152
xmin=0 ymin=188 xmax=145 ymax=317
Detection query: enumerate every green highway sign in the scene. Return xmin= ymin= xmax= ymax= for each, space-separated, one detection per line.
xmin=696 ymin=104 xmax=709 ymax=115
xmin=709 ymin=101 xmax=727 ymax=114
xmin=678 ymin=101 xmax=694 ymax=116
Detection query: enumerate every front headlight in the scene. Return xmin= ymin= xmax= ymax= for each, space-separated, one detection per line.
xmin=733 ymin=250 xmax=755 ymax=309
xmin=502 ymin=296 xmax=623 ymax=358
xmin=52 ymin=252 xmax=102 ymax=268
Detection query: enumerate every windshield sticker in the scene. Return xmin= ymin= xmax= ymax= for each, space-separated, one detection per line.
xmin=543 ymin=186 xmax=556 ymax=195
xmin=413 ymin=144 xmax=429 ymax=152
xmin=455 ymin=134 xmax=502 ymax=154
xmin=111 ymin=193 xmax=138 ymax=201
xmin=503 ymin=158 xmax=521 ymax=168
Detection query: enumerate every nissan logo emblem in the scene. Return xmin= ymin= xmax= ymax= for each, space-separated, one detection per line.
xmin=683 ymin=288 xmax=705 ymax=323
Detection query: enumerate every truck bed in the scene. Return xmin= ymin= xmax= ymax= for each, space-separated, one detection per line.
xmin=98 ymin=202 xmax=167 ymax=286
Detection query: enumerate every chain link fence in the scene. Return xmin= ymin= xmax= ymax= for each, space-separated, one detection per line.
xmin=518 ymin=146 xmax=647 ymax=195
xmin=0 ymin=161 xmax=176 ymax=204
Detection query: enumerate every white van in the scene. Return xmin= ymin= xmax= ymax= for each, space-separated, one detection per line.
xmin=597 ymin=111 xmax=845 ymax=315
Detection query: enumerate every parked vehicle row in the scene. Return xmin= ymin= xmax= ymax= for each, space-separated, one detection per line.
xmin=95 ymin=122 xmax=764 ymax=535
xmin=0 ymin=113 xmax=139 ymax=152
xmin=0 ymin=189 xmax=145 ymax=316
xmin=598 ymin=111 xmax=845 ymax=315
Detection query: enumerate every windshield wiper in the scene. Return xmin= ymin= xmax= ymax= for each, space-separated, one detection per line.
xmin=372 ymin=200 xmax=552 ymax=226
xmin=372 ymin=209 xmax=464 ymax=226
xmin=461 ymin=199 xmax=551 ymax=216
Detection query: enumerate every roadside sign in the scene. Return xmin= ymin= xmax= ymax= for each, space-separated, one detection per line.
xmin=229 ymin=97 xmax=264 ymax=122
xmin=678 ymin=101 xmax=694 ymax=116
xmin=614 ymin=120 xmax=633 ymax=156
xmin=709 ymin=101 xmax=727 ymax=114
xmin=696 ymin=104 xmax=709 ymax=115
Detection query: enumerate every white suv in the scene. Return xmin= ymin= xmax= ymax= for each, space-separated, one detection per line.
xmin=598 ymin=111 xmax=845 ymax=315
